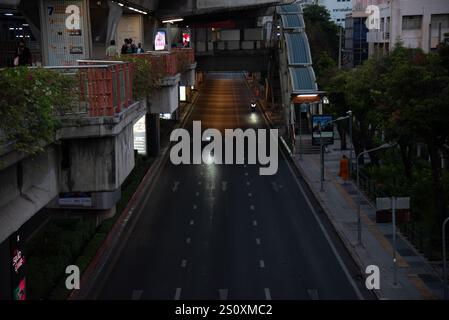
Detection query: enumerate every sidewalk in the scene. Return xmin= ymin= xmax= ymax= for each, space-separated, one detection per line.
xmin=256 ymin=97 xmax=443 ymax=299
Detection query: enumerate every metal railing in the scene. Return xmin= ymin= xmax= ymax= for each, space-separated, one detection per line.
xmin=42 ymin=61 xmax=134 ymax=117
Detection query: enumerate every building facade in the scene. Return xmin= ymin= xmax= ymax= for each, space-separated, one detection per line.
xmin=366 ymin=0 xmax=449 ymax=57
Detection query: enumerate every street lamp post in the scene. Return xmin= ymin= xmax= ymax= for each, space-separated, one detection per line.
xmin=392 ymin=197 xmax=398 ymax=286
xmin=347 ymin=110 xmax=353 ymax=176
xmin=356 ymin=143 xmax=396 ymax=245
xmin=443 ymin=217 xmax=449 ymax=299
xmin=319 ymin=115 xmax=350 ymax=192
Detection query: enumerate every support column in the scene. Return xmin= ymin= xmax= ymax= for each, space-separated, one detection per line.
xmin=146 ymin=113 xmax=160 ymax=157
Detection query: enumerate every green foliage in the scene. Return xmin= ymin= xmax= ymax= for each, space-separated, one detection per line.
xmin=0 ymin=67 xmax=75 ymax=155
xmin=26 ymin=217 xmax=96 ymax=300
xmin=116 ymin=56 xmax=165 ymax=99
xmin=303 ymin=4 xmax=340 ymax=64
xmin=325 ymin=44 xmax=449 ymax=256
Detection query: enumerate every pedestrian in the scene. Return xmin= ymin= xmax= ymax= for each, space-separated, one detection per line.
xmin=128 ymin=38 xmax=137 ymax=54
xmin=106 ymin=40 xmax=118 ymax=58
xmin=121 ymin=39 xmax=129 ymax=55
xmin=136 ymin=43 xmax=144 ymax=54
xmin=14 ymin=40 xmax=32 ymax=66
xmin=339 ymin=154 xmax=349 ymax=183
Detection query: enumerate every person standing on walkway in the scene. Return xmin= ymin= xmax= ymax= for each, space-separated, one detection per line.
xmin=14 ymin=40 xmax=32 ymax=66
xmin=106 ymin=40 xmax=118 ymax=58
xmin=339 ymin=154 xmax=349 ymax=183
xmin=136 ymin=43 xmax=144 ymax=54
xmin=121 ymin=39 xmax=129 ymax=55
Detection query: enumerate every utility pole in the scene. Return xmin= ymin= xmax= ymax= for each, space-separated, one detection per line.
xmin=338 ymin=26 xmax=342 ymax=69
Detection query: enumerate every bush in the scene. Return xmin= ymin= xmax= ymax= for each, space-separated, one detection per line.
xmin=26 ymin=217 xmax=96 ymax=300
xmin=115 ymin=56 xmax=162 ymax=99
xmin=0 ymin=67 xmax=75 ymax=155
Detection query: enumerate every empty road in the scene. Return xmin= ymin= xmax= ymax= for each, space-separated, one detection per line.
xmin=96 ymin=73 xmax=372 ymax=300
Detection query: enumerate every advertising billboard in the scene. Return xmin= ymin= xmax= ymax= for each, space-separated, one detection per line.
xmin=10 ymin=232 xmax=26 ymax=300
xmin=154 ymin=30 xmax=166 ymax=51
xmin=312 ymin=115 xmax=334 ymax=146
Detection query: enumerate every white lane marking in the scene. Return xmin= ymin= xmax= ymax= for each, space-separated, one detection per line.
xmin=264 ymin=288 xmax=271 ymax=300
xmin=131 ymin=290 xmax=143 ymax=300
xmin=248 ymin=193 xmax=252 ymax=197
xmin=253 ymin=220 xmax=258 ymax=227
xmin=172 ymin=181 xmax=180 ymax=192
xmin=283 ymin=152 xmax=364 ymax=300
xmin=250 ymin=204 xmax=255 ymax=210
xmin=174 ymin=288 xmax=182 ymax=300
xmin=256 ymin=238 xmax=261 ymax=245
xmin=218 ymin=289 xmax=228 ymax=300
xmin=190 ymin=220 xmax=195 ymax=226
xmin=186 ymin=238 xmax=191 ymax=244
xmin=307 ymin=289 xmax=319 ymax=300
xmin=196 ymin=192 xmax=200 ymax=196
xmin=222 ymin=181 xmax=228 ymax=191
xmin=259 ymin=260 xmax=265 ymax=268
xmin=181 ymin=260 xmax=187 ymax=268
xmin=193 ymin=205 xmax=197 ymax=210
xmin=246 ymin=181 xmax=251 ymax=186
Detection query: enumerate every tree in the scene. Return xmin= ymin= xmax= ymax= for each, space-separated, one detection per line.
xmin=377 ymin=44 xmax=449 ymax=224
xmin=303 ymin=4 xmax=340 ymax=70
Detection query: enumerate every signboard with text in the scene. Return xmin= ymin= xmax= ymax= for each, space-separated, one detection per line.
xmin=41 ymin=0 xmax=89 ymax=65
xmin=312 ymin=115 xmax=334 ymax=146
xmin=10 ymin=232 xmax=26 ymax=300
xmin=155 ymin=30 xmax=167 ymax=51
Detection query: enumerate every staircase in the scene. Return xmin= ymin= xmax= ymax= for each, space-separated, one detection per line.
xmin=295 ymin=134 xmax=321 ymax=155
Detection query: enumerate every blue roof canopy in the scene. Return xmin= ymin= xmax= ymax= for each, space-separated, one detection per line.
xmin=289 ymin=67 xmax=318 ymax=93
xmin=281 ymin=14 xmax=305 ymax=29
xmin=284 ymin=32 xmax=312 ymax=65
xmin=276 ymin=3 xmax=303 ymax=15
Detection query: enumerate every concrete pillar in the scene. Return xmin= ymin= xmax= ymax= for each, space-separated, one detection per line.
xmin=146 ymin=113 xmax=160 ymax=157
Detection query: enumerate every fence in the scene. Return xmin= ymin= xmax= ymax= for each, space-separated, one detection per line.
xmin=43 ymin=61 xmax=134 ymax=117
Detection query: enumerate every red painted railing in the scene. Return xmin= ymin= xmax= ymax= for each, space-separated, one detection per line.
xmin=77 ymin=61 xmax=134 ymax=117
xmin=43 ymin=61 xmax=134 ymax=118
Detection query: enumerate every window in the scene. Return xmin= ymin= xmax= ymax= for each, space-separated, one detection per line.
xmin=402 ymin=15 xmax=422 ymax=30
xmin=431 ymin=14 xmax=449 ymax=29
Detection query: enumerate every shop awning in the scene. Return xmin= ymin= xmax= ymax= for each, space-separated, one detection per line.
xmin=284 ymin=32 xmax=312 ymax=65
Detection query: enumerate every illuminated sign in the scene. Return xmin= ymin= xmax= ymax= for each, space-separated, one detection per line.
xmin=312 ymin=115 xmax=334 ymax=146
xmin=155 ymin=31 xmax=166 ymax=51
xmin=133 ymin=115 xmax=146 ymax=155
xmin=182 ymin=32 xmax=190 ymax=47
xmin=10 ymin=232 xmax=26 ymax=300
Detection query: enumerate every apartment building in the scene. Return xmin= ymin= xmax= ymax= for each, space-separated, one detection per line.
xmin=367 ymin=0 xmax=449 ymax=57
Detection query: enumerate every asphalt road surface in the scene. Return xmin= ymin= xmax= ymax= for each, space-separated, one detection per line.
xmin=96 ymin=73 xmax=373 ymax=300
